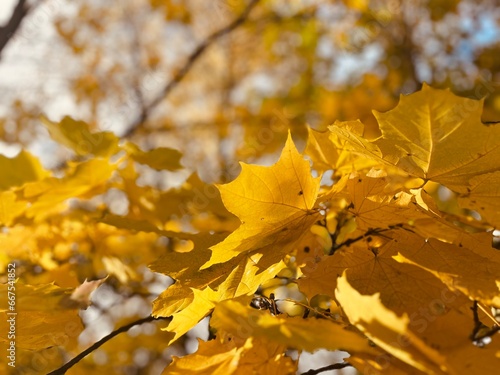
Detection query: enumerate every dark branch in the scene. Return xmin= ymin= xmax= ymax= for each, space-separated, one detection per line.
xmin=329 ymin=227 xmax=392 ymax=255
xmin=47 ymin=315 xmax=170 ymax=375
xmin=301 ymin=362 xmax=353 ymax=375
xmin=470 ymin=300 xmax=482 ymax=340
xmin=122 ymin=0 xmax=261 ymax=138
xmin=474 ymin=325 xmax=500 ymax=342
xmin=470 ymin=301 xmax=500 ymax=346
xmin=0 ymin=0 xmax=30 ymax=57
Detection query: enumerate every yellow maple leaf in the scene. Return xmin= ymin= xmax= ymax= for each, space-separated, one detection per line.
xmin=305 ymin=122 xmax=377 ymax=175
xmin=330 ymin=84 xmax=500 ymax=190
xmin=23 ymin=158 xmax=115 ymax=219
xmin=457 ymin=170 xmax=500 ymax=227
xmin=163 ymin=336 xmax=296 ymax=375
xmin=203 ymin=133 xmax=321 ymax=268
xmin=0 ymin=283 xmax=84 ymax=350
xmin=42 ymin=115 xmax=119 ymax=157
xmin=346 ymin=173 xmax=438 ymax=231
xmin=335 ymin=274 xmax=451 ymax=375
xmin=124 ymin=142 xmax=182 ymax=171
xmin=0 ymin=151 xmax=49 ymax=191
xmin=393 ymin=230 xmax=500 ymax=307
xmin=211 ymin=298 xmax=379 ymax=356
xmin=297 ymin=230 xmax=470 ymax=318
xmin=0 ymin=191 xmax=26 ymax=226
xmin=153 ymin=253 xmax=286 ymax=344
xmin=163 ymin=336 xmax=239 ymax=375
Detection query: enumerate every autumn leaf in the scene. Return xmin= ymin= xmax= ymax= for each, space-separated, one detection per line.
xmin=305 ymin=121 xmax=377 ymax=174
xmin=297 ymin=229 xmax=470 ymax=318
xmin=124 ymin=142 xmax=182 ymax=171
xmin=346 ymin=173 xmax=438 ymax=230
xmin=203 ymin=133 xmax=322 ymax=268
xmin=0 ymin=283 xmax=84 ymax=350
xmin=457 ymin=170 xmax=500 ymax=227
xmin=329 ymin=84 xmax=500 ymax=190
xmin=153 ymin=252 xmax=286 ymax=344
xmin=0 ymin=190 xmax=26 ymax=226
xmin=163 ymin=336 xmax=296 ymax=375
xmin=42 ymin=115 xmax=119 ymax=157
xmin=211 ymin=298 xmax=380 ymax=355
xmin=393 ymin=230 xmax=500 ymax=307
xmin=335 ymin=274 xmax=451 ymax=374
xmin=0 ymin=150 xmax=49 ymax=191
xmin=23 ymin=158 xmax=116 ymax=219
xmin=163 ymin=337 xmax=239 ymax=375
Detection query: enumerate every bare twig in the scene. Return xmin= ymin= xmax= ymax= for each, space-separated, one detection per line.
xmin=301 ymin=362 xmax=353 ymax=375
xmin=47 ymin=315 xmax=170 ymax=375
xmin=470 ymin=301 xmax=500 ymax=346
xmin=470 ymin=300 xmax=482 ymax=340
xmin=473 ymin=325 xmax=500 ymax=343
xmin=122 ymin=0 xmax=261 ymax=138
xmin=0 ymin=0 xmax=30 ymax=57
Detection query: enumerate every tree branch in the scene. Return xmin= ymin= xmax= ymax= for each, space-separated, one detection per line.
xmin=0 ymin=0 xmax=29 ymax=57
xmin=329 ymin=227 xmax=392 ymax=255
xmin=301 ymin=362 xmax=353 ymax=375
xmin=47 ymin=315 xmax=170 ymax=375
xmin=122 ymin=0 xmax=261 ymax=138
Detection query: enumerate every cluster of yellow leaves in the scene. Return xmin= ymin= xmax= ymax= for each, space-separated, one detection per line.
xmin=151 ymin=86 xmax=500 ymax=374
xmin=2 ymin=85 xmax=500 ymax=374
xmin=0 ymin=115 xmax=226 ymax=372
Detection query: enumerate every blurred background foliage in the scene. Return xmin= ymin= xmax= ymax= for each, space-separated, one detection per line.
xmin=0 ymin=0 xmax=499 ymax=374
xmin=1 ymin=0 xmax=499 ymax=179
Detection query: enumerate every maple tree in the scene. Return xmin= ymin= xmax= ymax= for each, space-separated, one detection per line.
xmin=1 ymin=1 xmax=500 ymax=375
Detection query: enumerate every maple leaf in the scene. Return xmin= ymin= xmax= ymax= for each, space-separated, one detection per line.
xmin=61 ymin=277 xmax=107 ymax=309
xmin=163 ymin=336 xmax=296 ymax=375
xmin=211 ymin=298 xmax=380 ymax=355
xmin=297 ymin=230 xmax=470 ymax=318
xmin=0 ymin=190 xmax=26 ymax=226
xmin=203 ymin=133 xmax=322 ymax=268
xmin=393 ymin=230 xmax=500 ymax=307
xmin=335 ymin=274 xmax=450 ymax=374
xmin=305 ymin=121 xmax=377 ymax=175
xmin=346 ymin=173 xmax=439 ymax=231
xmin=0 ymin=283 xmax=83 ymax=350
xmin=124 ymin=142 xmax=182 ymax=171
xmin=457 ymin=171 xmax=500 ymax=227
xmin=153 ymin=252 xmax=286 ymax=344
xmin=329 ymin=84 xmax=500 ymax=190
xmin=42 ymin=116 xmax=119 ymax=157
xmin=0 ymin=151 xmax=49 ymax=191
xmin=22 ymin=158 xmax=116 ymax=219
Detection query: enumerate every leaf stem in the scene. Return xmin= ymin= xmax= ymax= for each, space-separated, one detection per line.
xmin=47 ymin=315 xmax=170 ymax=375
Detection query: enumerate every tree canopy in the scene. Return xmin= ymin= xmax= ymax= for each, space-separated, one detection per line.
xmin=1 ymin=0 xmax=500 ymax=374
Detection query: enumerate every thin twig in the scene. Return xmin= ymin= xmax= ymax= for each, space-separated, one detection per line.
xmin=470 ymin=301 xmax=482 ymax=340
xmin=473 ymin=326 xmax=500 ymax=342
xmin=123 ymin=0 xmax=261 ymax=138
xmin=330 ymin=227 xmax=392 ymax=255
xmin=47 ymin=315 xmax=170 ymax=375
xmin=301 ymin=362 xmax=353 ymax=375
